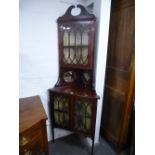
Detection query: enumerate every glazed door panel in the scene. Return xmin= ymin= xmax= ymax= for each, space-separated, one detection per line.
xmin=53 ymin=95 xmax=70 ymax=129
xmin=73 ymin=98 xmax=96 ymax=136
xmin=59 ymin=21 xmax=95 ymax=68
xmin=73 ymin=99 xmax=93 ymax=134
xmin=101 ymin=0 xmax=135 ymax=151
xmin=51 ymin=92 xmax=97 ymax=138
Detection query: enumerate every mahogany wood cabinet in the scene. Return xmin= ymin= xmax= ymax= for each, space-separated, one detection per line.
xmin=19 ymin=96 xmax=48 ymax=155
xmin=100 ymin=0 xmax=135 ymax=152
xmin=48 ymin=5 xmax=99 ymax=155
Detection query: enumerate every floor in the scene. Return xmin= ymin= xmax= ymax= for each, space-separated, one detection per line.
xmin=48 ymin=134 xmax=130 ymax=155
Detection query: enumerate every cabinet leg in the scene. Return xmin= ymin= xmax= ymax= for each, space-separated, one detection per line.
xmin=52 ymin=126 xmax=55 ymax=143
xmin=91 ymin=138 xmax=94 ymax=155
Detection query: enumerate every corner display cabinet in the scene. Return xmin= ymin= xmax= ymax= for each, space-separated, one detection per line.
xmin=48 ymin=5 xmax=99 ymax=155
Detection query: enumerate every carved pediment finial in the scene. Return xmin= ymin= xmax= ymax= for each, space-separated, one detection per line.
xmin=57 ymin=4 xmax=95 ymax=22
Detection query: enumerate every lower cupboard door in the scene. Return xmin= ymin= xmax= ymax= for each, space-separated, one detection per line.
xmin=73 ymin=99 xmax=93 ymax=134
xmin=53 ymin=95 xmax=70 ymax=128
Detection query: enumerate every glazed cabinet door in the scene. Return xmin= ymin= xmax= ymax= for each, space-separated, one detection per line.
xmin=59 ymin=21 xmax=95 ymax=69
xmin=73 ymin=98 xmax=96 ymax=136
xmin=52 ymin=94 xmax=70 ymax=129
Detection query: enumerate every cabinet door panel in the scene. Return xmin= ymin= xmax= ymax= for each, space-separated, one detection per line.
xmin=53 ymin=95 xmax=70 ymax=128
xmin=60 ymin=21 xmax=94 ymax=68
xmin=73 ymin=99 xmax=93 ymax=134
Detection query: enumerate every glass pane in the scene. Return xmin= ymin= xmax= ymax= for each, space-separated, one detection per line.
xmin=73 ymin=57 xmax=77 ymax=64
xmin=74 ymin=100 xmax=93 ymax=132
xmin=63 ymin=26 xmax=90 ymax=65
xmin=54 ymin=98 xmax=58 ymax=109
xmin=59 ymin=112 xmax=63 ymax=123
xmin=63 ymin=48 xmax=69 ymax=63
xmin=86 ymin=117 xmax=91 ymax=130
xmin=75 ymin=101 xmax=85 ymax=115
xmin=81 ymin=48 xmax=88 ymax=64
xmin=74 ymin=101 xmax=86 ymax=131
xmin=54 ymin=96 xmax=69 ymax=111
xmin=70 ymin=48 xmax=75 ymax=62
xmin=63 ymin=113 xmax=69 ymax=126
xmin=75 ymin=115 xmax=85 ymax=130
xmin=86 ymin=104 xmax=92 ymax=117
xmin=62 ymin=98 xmax=68 ymax=111
xmin=76 ymin=30 xmax=81 ymax=46
xmin=59 ymin=100 xmax=63 ymax=110
xmin=76 ymin=48 xmax=81 ymax=63
xmin=82 ymin=31 xmax=89 ymax=45
xmin=54 ymin=111 xmax=59 ymax=124
xmin=70 ymin=31 xmax=75 ymax=46
xmin=64 ymin=102 xmax=68 ymax=111
xmin=63 ymin=31 xmax=69 ymax=46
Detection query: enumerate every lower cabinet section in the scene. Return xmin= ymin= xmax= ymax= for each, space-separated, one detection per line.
xmin=49 ymin=86 xmax=99 ymax=155
xmin=50 ymin=92 xmax=97 ymax=138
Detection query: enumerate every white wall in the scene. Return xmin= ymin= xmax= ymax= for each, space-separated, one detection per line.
xmin=19 ymin=0 xmax=111 ymax=143
xmin=19 ymin=0 xmax=85 ymax=141
xmin=89 ymin=0 xmax=112 ymax=143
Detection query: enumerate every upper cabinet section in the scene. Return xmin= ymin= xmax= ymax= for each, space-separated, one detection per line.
xmin=61 ymin=22 xmax=92 ymax=66
xmin=57 ymin=5 xmax=96 ymax=69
